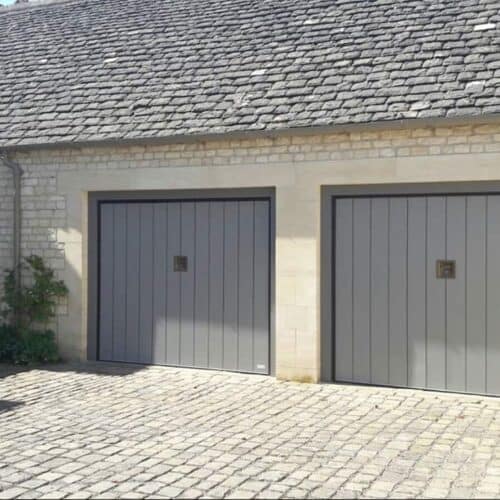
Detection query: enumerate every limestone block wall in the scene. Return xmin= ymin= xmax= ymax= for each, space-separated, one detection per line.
xmin=1 ymin=121 xmax=500 ymax=380
xmin=0 ymin=167 xmax=13 ymax=271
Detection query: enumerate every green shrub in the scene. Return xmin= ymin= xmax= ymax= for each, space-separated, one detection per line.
xmin=1 ymin=255 xmax=68 ymax=330
xmin=0 ymin=324 xmax=20 ymax=362
xmin=14 ymin=330 xmax=59 ymax=364
xmin=0 ymin=255 xmax=67 ymax=365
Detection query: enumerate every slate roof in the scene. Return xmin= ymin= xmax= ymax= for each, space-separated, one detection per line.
xmin=1 ymin=0 xmax=500 ymax=148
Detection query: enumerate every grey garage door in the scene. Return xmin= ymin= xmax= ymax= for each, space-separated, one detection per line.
xmin=98 ymin=199 xmax=270 ymax=375
xmin=335 ymin=194 xmax=500 ymax=396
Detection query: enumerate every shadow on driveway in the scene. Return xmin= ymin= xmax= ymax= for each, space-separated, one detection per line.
xmin=0 ymin=360 xmax=147 ymax=380
xmin=0 ymin=399 xmax=24 ymax=414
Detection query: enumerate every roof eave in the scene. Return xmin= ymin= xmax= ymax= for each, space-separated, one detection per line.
xmin=3 ymin=113 xmax=500 ymax=153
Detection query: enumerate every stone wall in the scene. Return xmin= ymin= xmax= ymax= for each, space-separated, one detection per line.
xmin=2 ymin=122 xmax=499 ymax=273
xmin=1 ymin=121 xmax=500 ymax=379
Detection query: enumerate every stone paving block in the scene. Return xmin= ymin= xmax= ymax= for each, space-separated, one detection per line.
xmin=226 ymin=489 xmax=255 ymax=499
xmin=136 ymin=481 xmax=164 ymax=494
xmin=171 ymin=477 xmax=201 ymax=490
xmin=157 ymin=485 xmax=184 ymax=498
xmin=39 ymin=492 xmax=67 ymax=499
xmin=257 ymin=470 xmax=287 ymax=482
xmin=118 ymin=493 xmax=144 ymax=499
xmin=286 ymin=488 xmax=311 ymax=498
xmin=87 ymin=480 xmax=115 ymax=494
xmin=0 ymin=488 xmax=28 ymax=499
xmin=180 ymin=488 xmax=204 ymax=499
xmin=36 ymin=472 xmax=63 ymax=483
xmin=1 ymin=363 xmax=500 ymax=499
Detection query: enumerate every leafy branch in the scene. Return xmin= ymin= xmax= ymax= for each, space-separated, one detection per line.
xmin=1 ymin=255 xmax=68 ymax=332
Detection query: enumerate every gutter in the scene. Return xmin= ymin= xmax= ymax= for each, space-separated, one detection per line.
xmin=0 ymin=151 xmax=24 ymax=298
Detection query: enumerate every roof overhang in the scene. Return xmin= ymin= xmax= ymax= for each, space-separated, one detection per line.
xmin=3 ymin=113 xmax=500 ymax=154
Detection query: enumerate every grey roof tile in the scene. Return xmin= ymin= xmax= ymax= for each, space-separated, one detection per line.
xmin=0 ymin=0 xmax=499 ymax=148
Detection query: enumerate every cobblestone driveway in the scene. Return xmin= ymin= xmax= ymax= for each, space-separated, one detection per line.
xmin=1 ymin=363 xmax=500 ymax=499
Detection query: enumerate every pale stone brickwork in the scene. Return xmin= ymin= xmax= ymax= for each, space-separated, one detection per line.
xmin=0 ymin=167 xmax=13 ymax=270
xmin=2 ymin=123 xmax=499 ymax=272
xmin=1 ymin=122 xmax=500 ymax=379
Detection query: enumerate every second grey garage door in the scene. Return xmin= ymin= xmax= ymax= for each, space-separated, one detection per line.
xmin=335 ymin=194 xmax=500 ymax=396
xmin=98 ymin=198 xmax=270 ymax=374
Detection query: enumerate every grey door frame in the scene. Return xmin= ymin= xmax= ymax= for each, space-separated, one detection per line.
xmin=321 ymin=181 xmax=500 ymax=383
xmin=88 ymin=187 xmax=276 ymax=375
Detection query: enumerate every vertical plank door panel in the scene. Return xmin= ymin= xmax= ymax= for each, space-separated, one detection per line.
xmin=166 ymin=203 xmax=181 ymax=366
xmin=223 ymin=202 xmax=239 ymax=371
xmin=253 ymin=200 xmax=270 ymax=374
xmin=194 ymin=202 xmax=210 ymax=368
xmin=388 ymin=198 xmax=408 ymax=387
xmin=335 ymin=199 xmax=354 ymax=382
xmin=138 ymin=204 xmax=154 ymax=364
xmin=407 ymin=197 xmax=427 ymax=388
xmin=352 ymin=198 xmax=371 ymax=383
xmin=426 ymin=197 xmax=446 ymax=390
xmin=446 ymin=197 xmax=466 ymax=392
xmin=152 ymin=203 xmax=167 ymax=365
xmin=125 ymin=203 xmax=141 ymax=362
xmin=99 ymin=204 xmax=114 ymax=360
xmin=370 ymin=198 xmax=390 ymax=386
xmin=237 ymin=201 xmax=255 ymax=373
xmin=208 ymin=202 xmax=225 ymax=370
xmin=466 ymin=196 xmax=487 ymax=394
xmin=180 ymin=202 xmax=196 ymax=367
xmin=112 ymin=204 xmax=128 ymax=361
